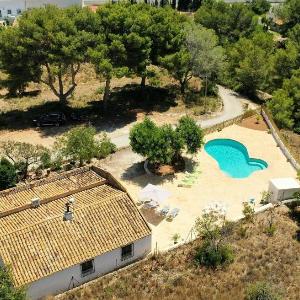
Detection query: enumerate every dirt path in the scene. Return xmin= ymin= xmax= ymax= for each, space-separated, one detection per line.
xmin=0 ymin=86 xmax=257 ymax=149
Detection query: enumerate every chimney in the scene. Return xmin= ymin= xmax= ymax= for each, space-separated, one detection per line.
xmin=31 ymin=197 xmax=41 ymax=208
xmin=63 ymin=197 xmax=75 ymax=221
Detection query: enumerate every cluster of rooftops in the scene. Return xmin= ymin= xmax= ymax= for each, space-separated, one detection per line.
xmin=0 ymin=166 xmax=151 ymax=288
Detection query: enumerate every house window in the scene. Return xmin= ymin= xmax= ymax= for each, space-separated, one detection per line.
xmin=17 ymin=9 xmax=22 ymax=14
xmin=121 ymin=244 xmax=134 ymax=261
xmin=7 ymin=9 xmax=12 ymax=15
xmin=80 ymin=259 xmax=95 ymax=277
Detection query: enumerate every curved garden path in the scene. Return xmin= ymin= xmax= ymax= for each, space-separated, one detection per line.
xmin=110 ymin=86 xmax=252 ymax=149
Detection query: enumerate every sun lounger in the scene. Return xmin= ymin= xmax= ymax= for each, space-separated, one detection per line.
xmin=167 ymin=208 xmax=180 ymax=220
xmin=144 ymin=200 xmax=159 ymax=209
xmin=159 ymin=205 xmax=170 ymax=216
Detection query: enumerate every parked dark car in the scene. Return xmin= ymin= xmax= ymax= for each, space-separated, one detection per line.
xmin=33 ymin=112 xmax=66 ymax=127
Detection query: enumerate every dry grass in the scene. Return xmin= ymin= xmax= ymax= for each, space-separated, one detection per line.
xmin=281 ymin=130 xmax=300 ymax=164
xmin=0 ymin=64 xmax=221 ymax=131
xmin=58 ymin=206 xmax=300 ymax=300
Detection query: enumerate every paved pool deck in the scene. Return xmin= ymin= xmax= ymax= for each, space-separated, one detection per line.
xmin=114 ymin=124 xmax=297 ymax=251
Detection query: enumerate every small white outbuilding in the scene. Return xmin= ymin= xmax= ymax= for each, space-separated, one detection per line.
xmin=268 ymin=178 xmax=300 ymax=202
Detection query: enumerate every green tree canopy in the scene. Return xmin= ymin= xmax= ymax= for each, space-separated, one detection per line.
xmin=288 ymin=24 xmax=300 ymax=66
xmin=0 ymin=158 xmax=17 ymax=191
xmin=0 ymin=5 xmax=97 ymax=104
xmin=0 ymin=27 xmax=41 ymax=96
xmin=267 ymin=89 xmax=294 ymax=129
xmin=186 ymin=23 xmax=225 ymax=81
xmin=269 ymin=42 xmax=298 ymax=90
xmin=160 ymin=48 xmax=192 ymax=93
xmin=161 ymin=23 xmax=224 ymax=94
xmin=250 ymin=0 xmax=271 ymax=15
xmin=195 ymin=0 xmax=257 ymax=44
xmin=0 ymin=141 xmax=49 ymax=180
xmin=55 ymin=126 xmax=99 ymax=166
xmin=0 ymin=266 xmax=26 ymax=300
xmin=176 ymin=116 xmax=204 ymax=154
xmin=225 ymin=31 xmax=274 ymax=96
xmin=130 ymin=116 xmax=203 ymax=165
xmin=275 ymin=0 xmax=300 ymax=32
xmin=267 ymin=69 xmax=300 ymax=131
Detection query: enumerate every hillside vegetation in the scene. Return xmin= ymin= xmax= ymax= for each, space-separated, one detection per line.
xmin=57 ymin=206 xmax=300 ymax=300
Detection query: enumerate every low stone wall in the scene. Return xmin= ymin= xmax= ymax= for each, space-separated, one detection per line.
xmin=203 ymin=108 xmax=260 ymax=135
xmin=261 ymin=108 xmax=300 ymax=171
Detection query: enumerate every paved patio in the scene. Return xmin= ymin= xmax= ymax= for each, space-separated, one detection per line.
xmin=100 ymin=124 xmax=297 ymax=251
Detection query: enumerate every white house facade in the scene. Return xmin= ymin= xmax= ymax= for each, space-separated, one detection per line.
xmin=28 ymin=236 xmax=151 ymax=300
xmin=0 ymin=166 xmax=152 ymax=300
xmin=0 ymin=0 xmax=25 ymax=18
xmin=0 ymin=0 xmax=82 ymax=18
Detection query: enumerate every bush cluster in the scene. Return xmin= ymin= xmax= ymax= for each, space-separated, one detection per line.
xmin=195 ymin=241 xmax=234 ymax=268
xmin=130 ymin=116 xmax=203 ymax=165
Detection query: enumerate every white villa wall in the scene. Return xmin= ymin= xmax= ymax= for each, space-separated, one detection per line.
xmin=27 ymin=235 xmax=151 ymax=300
xmin=0 ymin=0 xmax=25 ymax=18
xmin=0 ymin=0 xmax=82 ymax=19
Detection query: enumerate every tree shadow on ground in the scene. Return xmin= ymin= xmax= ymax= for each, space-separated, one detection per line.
xmin=121 ymin=156 xmax=198 ymax=188
xmin=121 ymin=162 xmax=145 ymax=180
xmin=121 ymin=166 xmax=177 ymax=188
xmin=107 ymin=83 xmax=177 ymax=113
xmin=0 ymin=84 xmax=177 ymax=136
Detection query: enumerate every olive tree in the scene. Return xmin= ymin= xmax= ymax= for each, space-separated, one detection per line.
xmin=130 ymin=116 xmax=203 ymax=165
xmin=161 ymin=23 xmax=224 ymax=96
xmin=0 ymin=141 xmax=49 ymax=180
xmin=55 ymin=126 xmax=99 ymax=167
xmin=194 ymin=208 xmax=234 ymax=268
xmin=55 ymin=125 xmax=116 ymax=166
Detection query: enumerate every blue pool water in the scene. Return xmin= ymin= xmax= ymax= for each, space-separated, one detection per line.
xmin=204 ymin=139 xmax=268 ymax=178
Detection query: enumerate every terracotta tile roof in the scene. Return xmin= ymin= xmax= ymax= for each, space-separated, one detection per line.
xmin=0 ymin=167 xmax=106 ymax=217
xmin=0 ymin=167 xmax=151 ymax=287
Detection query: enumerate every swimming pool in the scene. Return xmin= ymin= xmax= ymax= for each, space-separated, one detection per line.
xmin=204 ymin=139 xmax=268 ymax=178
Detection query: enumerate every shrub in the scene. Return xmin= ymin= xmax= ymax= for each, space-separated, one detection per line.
xmin=194 ymin=209 xmax=234 ymax=268
xmin=97 ymin=134 xmax=117 ymax=159
xmin=50 ymin=156 xmax=63 ymax=171
xmin=40 ymin=150 xmax=52 ymax=169
xmin=238 ymin=225 xmax=248 ymax=238
xmin=172 ymin=233 xmax=181 ymax=244
xmin=55 ymin=126 xmax=99 ymax=166
xmin=246 ymin=282 xmax=282 ymax=300
xmin=0 ymin=158 xmax=17 ymax=190
xmin=176 ymin=116 xmax=204 ymax=154
xmin=0 ymin=266 xmax=26 ymax=299
xmin=242 ymin=202 xmax=255 ymax=223
xmin=130 ymin=117 xmax=203 ymax=165
xmin=260 ymin=191 xmax=272 ymax=204
xmin=265 ymin=224 xmax=276 ymax=237
xmin=195 ymin=241 xmax=234 ymax=268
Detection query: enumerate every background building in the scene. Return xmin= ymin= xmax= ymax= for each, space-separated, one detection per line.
xmin=0 ymin=0 xmax=82 ymax=19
